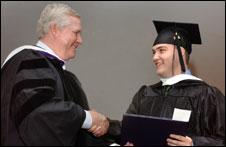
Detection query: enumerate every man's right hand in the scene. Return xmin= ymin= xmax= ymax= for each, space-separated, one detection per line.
xmin=88 ymin=110 xmax=109 ymax=137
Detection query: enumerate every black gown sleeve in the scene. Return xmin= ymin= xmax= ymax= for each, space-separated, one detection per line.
xmin=191 ymin=86 xmax=225 ymax=146
xmin=104 ymin=85 xmax=147 ymax=144
xmin=104 ymin=118 xmax=122 ymax=144
xmin=126 ymin=85 xmax=147 ymax=114
xmin=11 ymin=51 xmax=86 ymax=145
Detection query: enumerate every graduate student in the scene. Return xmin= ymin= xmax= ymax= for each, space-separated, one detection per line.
xmin=108 ymin=20 xmax=225 ymax=146
xmin=1 ymin=3 xmax=112 ymax=146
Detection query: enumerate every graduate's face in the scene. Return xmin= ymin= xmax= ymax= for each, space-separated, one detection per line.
xmin=55 ymin=16 xmax=83 ymax=60
xmin=152 ymin=44 xmax=182 ymax=78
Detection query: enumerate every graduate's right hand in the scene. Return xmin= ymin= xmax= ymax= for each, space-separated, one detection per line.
xmin=88 ymin=110 xmax=109 ymax=137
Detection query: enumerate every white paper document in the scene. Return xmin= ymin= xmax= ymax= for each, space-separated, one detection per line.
xmin=172 ymin=108 xmax=191 ymax=122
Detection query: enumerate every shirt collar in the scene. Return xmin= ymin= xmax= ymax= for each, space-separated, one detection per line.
xmin=160 ymin=70 xmax=202 ymax=86
xmin=184 ymin=69 xmax=192 ymax=75
xmin=36 ymin=41 xmax=66 ymax=70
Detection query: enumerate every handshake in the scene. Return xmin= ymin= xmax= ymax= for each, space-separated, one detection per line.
xmin=87 ymin=110 xmax=134 ymax=146
xmin=88 ymin=110 xmax=109 ymax=137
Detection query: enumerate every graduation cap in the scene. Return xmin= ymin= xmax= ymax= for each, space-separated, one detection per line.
xmin=153 ymin=20 xmax=202 ymax=72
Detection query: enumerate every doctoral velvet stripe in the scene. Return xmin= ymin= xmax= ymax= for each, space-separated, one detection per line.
xmin=15 ymin=91 xmax=55 ymax=127
xmin=13 ymin=57 xmax=56 ymax=126
xmin=16 ymin=58 xmax=50 ymax=74
xmin=13 ymin=79 xmax=56 ymax=97
xmin=14 ymin=78 xmax=55 ymax=126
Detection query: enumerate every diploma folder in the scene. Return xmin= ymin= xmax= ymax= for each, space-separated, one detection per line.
xmin=120 ymin=114 xmax=188 ymax=146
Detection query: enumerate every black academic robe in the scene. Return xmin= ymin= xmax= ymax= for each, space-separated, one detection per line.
xmin=108 ymin=80 xmax=225 ymax=146
xmin=1 ymin=49 xmax=112 ymax=146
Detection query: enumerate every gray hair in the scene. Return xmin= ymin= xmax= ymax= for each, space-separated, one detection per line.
xmin=37 ymin=3 xmax=80 ymax=39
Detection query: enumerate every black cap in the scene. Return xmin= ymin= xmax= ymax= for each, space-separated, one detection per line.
xmin=153 ymin=20 xmax=202 ymax=54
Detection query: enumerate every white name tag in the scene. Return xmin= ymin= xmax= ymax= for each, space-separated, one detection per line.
xmin=172 ymin=108 xmax=191 ymax=122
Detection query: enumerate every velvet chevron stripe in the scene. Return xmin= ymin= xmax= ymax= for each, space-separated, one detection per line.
xmin=15 ymin=91 xmax=55 ymax=126
xmin=13 ymin=79 xmax=56 ymax=97
xmin=16 ymin=58 xmax=50 ymax=74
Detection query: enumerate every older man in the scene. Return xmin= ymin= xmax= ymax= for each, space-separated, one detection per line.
xmin=1 ymin=3 xmax=111 ymax=146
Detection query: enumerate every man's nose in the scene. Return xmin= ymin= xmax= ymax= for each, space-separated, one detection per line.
xmin=152 ymin=52 xmax=159 ymax=62
xmin=77 ymin=36 xmax=83 ymax=45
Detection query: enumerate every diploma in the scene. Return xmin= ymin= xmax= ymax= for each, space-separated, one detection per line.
xmin=120 ymin=113 xmax=188 ymax=146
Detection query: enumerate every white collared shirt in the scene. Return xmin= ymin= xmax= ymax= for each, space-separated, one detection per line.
xmin=36 ymin=41 xmax=66 ymax=70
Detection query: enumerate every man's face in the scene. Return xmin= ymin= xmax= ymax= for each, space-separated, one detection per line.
xmin=56 ymin=16 xmax=83 ymax=61
xmin=152 ymin=44 xmax=182 ymax=78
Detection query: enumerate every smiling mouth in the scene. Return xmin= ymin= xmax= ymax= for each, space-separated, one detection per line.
xmin=156 ymin=63 xmax=162 ymax=67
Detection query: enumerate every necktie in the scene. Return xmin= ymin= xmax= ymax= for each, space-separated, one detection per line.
xmin=164 ymin=85 xmax=171 ymax=96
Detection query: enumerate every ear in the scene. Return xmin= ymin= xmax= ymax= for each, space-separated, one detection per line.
xmin=49 ymin=23 xmax=58 ymax=37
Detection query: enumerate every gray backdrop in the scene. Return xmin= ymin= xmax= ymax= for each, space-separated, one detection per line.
xmin=1 ymin=1 xmax=225 ymax=120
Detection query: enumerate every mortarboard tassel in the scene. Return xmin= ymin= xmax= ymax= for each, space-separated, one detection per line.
xmin=174 ymin=32 xmax=186 ymax=72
